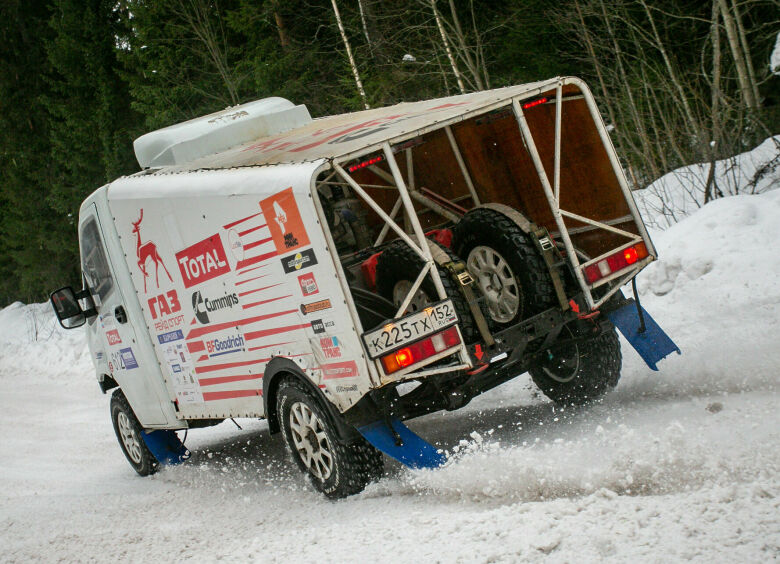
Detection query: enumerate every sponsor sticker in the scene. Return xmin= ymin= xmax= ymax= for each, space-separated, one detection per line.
xmin=106 ymin=329 xmax=122 ymax=346
xmin=259 ymin=187 xmax=311 ymax=254
xmin=280 ymin=248 xmax=318 ymax=274
xmin=172 ymin=364 xmax=182 ymax=373
xmin=227 ymin=229 xmax=244 ymax=261
xmin=310 ymin=317 xmax=336 ymax=334
xmin=157 ymin=329 xmax=184 ymax=344
xmin=321 ymin=360 xmax=359 ymax=380
xmin=298 ymin=272 xmax=319 ymax=297
xmin=205 ymin=333 xmax=245 ymax=357
xmin=192 ymin=289 xmax=239 ymax=324
xmin=175 ymin=234 xmax=231 ymax=288
xmin=319 ymin=336 xmax=341 ymax=359
xmin=300 ymin=299 xmax=332 ymax=315
xmin=119 ymin=348 xmax=139 ymax=370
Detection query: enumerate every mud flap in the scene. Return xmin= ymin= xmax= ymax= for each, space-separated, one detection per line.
xmin=141 ymin=430 xmax=190 ymax=465
xmin=358 ymin=418 xmax=445 ymax=469
xmin=606 ymin=301 xmax=681 ymax=371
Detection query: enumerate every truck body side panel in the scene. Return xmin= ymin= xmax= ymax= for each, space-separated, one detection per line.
xmin=105 ymin=163 xmax=372 ymax=422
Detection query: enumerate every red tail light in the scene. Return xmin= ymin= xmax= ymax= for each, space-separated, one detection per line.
xmin=522 ymin=97 xmax=548 ymax=109
xmin=381 ymin=326 xmax=461 ymax=374
xmin=584 ymin=242 xmax=649 ymax=284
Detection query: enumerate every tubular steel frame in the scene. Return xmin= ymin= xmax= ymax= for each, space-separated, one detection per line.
xmin=317 ymin=76 xmax=657 ymax=382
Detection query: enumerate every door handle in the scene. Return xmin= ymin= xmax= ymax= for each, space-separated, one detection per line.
xmin=114 ymin=305 xmax=128 ymax=324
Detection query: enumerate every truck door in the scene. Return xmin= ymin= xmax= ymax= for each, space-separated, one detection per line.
xmin=80 ymin=204 xmax=168 ymax=425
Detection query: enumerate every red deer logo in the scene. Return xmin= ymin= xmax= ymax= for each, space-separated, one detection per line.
xmin=132 ymin=209 xmax=172 ymax=293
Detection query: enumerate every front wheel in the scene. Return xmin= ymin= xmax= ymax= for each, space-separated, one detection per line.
xmin=529 ymin=327 xmax=622 ymax=406
xmin=110 ymin=389 xmax=158 ymax=476
xmin=277 ymin=378 xmax=383 ymax=498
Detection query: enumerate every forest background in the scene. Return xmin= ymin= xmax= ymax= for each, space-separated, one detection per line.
xmin=1 ymin=0 xmax=777 ymax=305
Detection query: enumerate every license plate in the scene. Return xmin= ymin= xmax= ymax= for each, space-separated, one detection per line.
xmin=362 ymin=300 xmax=458 ymax=359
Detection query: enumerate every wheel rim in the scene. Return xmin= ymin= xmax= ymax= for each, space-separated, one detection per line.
xmin=466 ymin=245 xmax=520 ymax=323
xmin=539 ymin=328 xmax=580 ymax=383
xmin=117 ymin=411 xmax=143 ymax=464
xmin=392 ymin=280 xmax=431 ymax=313
xmin=289 ymin=401 xmax=334 ymax=481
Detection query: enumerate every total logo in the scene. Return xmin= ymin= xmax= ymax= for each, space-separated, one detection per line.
xmin=192 ymin=290 xmax=239 ymax=324
xmin=205 ymin=334 xmax=245 ymax=357
xmin=175 ymin=233 xmax=231 ymax=289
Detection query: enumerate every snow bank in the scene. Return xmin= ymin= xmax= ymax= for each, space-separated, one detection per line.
xmin=634 ymin=135 xmax=780 ymax=229
xmin=2 ymin=168 xmax=780 ymax=560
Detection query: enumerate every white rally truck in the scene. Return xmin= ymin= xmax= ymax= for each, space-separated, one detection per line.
xmin=51 ymin=77 xmax=678 ymax=497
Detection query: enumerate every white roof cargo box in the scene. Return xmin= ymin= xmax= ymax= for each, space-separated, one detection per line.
xmin=133 ymin=97 xmax=312 ymax=169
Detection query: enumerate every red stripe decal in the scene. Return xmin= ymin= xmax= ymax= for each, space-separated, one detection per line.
xmin=195 ymin=357 xmax=270 ymax=374
xmin=236 ymin=250 xmax=277 ymax=271
xmin=238 ymin=265 xmax=266 ymax=276
xmin=247 ymin=340 xmax=295 ymax=352
xmin=242 ymin=295 xmax=291 ymax=310
xmin=197 ymin=355 xmax=208 ymax=362
xmin=185 ymin=309 xmax=297 ymax=340
xmin=203 ymin=389 xmax=262 ymax=402
xmin=238 ymin=283 xmax=281 ymax=298
xmin=236 ymin=274 xmax=270 ymax=287
xmin=243 ymin=237 xmax=273 ymax=251
xmin=238 ymin=224 xmax=266 ymax=237
xmin=199 ymin=373 xmax=263 ymax=387
xmin=244 ymin=324 xmax=308 ymax=342
xmin=187 ymin=341 xmax=205 ymax=353
xmin=223 ymin=213 xmax=262 ymax=230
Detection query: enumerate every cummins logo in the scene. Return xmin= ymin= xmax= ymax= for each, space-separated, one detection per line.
xmin=192 ymin=290 xmax=239 ymax=324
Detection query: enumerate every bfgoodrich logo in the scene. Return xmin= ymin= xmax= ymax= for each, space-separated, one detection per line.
xmin=192 ymin=290 xmax=239 ymax=324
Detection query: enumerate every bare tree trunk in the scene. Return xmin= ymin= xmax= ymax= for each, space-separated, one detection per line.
xmin=469 ymin=0 xmax=490 ymax=88
xmin=431 ymin=0 xmax=466 ymax=93
xmin=357 ymin=0 xmax=372 ymax=50
xmin=330 ymin=0 xmax=370 ymax=109
xmin=272 ymin=1 xmax=289 ymax=49
xmin=731 ymin=0 xmax=761 ymax=107
xmin=600 ymin=0 xmax=658 ymax=179
xmin=717 ymin=0 xmax=757 ymax=108
xmin=174 ymin=0 xmax=240 ymax=105
xmin=706 ymin=0 xmax=723 ymax=202
xmin=446 ymin=0 xmax=484 ymax=89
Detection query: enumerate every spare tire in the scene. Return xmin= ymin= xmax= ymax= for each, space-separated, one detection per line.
xmin=375 ymin=239 xmax=480 ymax=344
xmin=453 ymin=208 xmax=555 ymax=328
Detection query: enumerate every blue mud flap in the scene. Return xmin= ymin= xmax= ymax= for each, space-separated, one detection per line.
xmin=141 ymin=430 xmax=190 ymax=466
xmin=607 ymin=301 xmax=681 ymax=371
xmin=358 ymin=418 xmax=445 ymax=469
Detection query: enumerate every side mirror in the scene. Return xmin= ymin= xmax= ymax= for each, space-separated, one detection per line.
xmin=50 ymin=286 xmax=96 ymax=329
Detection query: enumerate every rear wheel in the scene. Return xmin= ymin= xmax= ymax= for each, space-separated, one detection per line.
xmin=110 ymin=389 xmax=158 ymax=476
xmin=277 ymin=378 xmax=383 ymax=498
xmin=529 ymin=327 xmax=622 ymax=405
xmin=453 ymin=208 xmax=555 ymax=328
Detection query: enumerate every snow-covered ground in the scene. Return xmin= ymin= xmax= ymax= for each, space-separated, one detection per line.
xmin=2 ymin=147 xmax=779 ymax=562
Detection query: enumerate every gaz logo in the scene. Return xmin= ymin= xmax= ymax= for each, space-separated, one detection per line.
xmin=175 ymin=234 xmax=230 ymax=288
xmin=280 ymin=248 xmax=318 ymax=274
xmin=148 ymin=290 xmax=182 ymax=320
xmin=298 ymin=272 xmax=319 ymax=297
xmin=259 ymin=187 xmax=310 ymax=254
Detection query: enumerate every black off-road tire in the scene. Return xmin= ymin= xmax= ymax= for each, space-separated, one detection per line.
xmin=277 ymin=378 xmax=383 ymax=499
xmin=110 ymin=389 xmax=159 ymax=476
xmin=453 ymin=208 xmax=556 ymax=328
xmin=529 ymin=327 xmax=622 ymax=406
xmin=375 ymin=239 xmax=481 ymax=343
